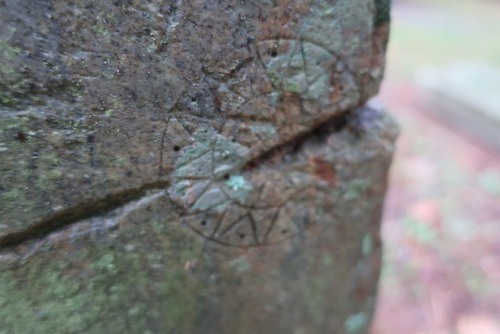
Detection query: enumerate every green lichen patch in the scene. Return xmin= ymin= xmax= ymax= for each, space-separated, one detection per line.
xmin=344 ymin=312 xmax=369 ymax=333
xmin=0 ymin=214 xmax=207 ymax=334
xmin=0 ymin=39 xmax=21 ymax=61
xmin=92 ymin=24 xmax=109 ymax=36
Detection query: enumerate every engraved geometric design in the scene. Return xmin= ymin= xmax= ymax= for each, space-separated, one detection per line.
xmin=169 ymin=128 xmax=316 ymax=248
xmin=257 ymin=38 xmax=337 ymax=104
xmin=217 ymin=38 xmax=344 ymax=126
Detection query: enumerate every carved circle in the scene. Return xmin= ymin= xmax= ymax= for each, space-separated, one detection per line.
xmin=169 ymin=128 xmax=315 ymax=247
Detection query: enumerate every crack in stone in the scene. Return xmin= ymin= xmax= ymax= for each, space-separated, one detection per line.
xmin=0 ymin=180 xmax=169 ymax=249
xmin=0 ymin=107 xmax=352 ymax=251
xmin=158 ymin=125 xmax=168 ymax=176
xmin=243 ymin=111 xmax=349 ymax=170
xmin=170 ymin=108 xmax=352 ymax=247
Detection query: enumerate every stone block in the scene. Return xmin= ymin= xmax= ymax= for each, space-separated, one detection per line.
xmin=0 ymin=1 xmax=396 ymax=333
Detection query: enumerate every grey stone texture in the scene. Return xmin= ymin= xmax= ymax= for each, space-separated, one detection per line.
xmin=0 ymin=0 xmax=396 ymax=333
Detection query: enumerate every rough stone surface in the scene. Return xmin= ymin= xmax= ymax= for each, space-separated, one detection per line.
xmin=0 ymin=1 xmax=395 ymax=333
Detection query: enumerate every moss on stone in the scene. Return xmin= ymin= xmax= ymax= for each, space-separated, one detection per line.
xmin=0 ymin=216 xmax=209 ymax=334
xmin=92 ymin=25 xmax=109 ymax=36
xmin=0 ymin=39 xmax=21 ymax=61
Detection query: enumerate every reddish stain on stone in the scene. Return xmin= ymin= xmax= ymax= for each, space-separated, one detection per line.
xmin=310 ymin=156 xmax=336 ymax=186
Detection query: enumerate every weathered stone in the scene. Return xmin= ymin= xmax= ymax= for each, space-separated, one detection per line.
xmin=0 ymin=1 xmax=395 ymax=333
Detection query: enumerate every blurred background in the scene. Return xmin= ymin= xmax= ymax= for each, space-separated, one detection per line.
xmin=370 ymin=0 xmax=500 ymax=333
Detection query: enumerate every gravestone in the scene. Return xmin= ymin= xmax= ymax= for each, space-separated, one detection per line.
xmin=0 ymin=1 xmax=396 ymax=333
